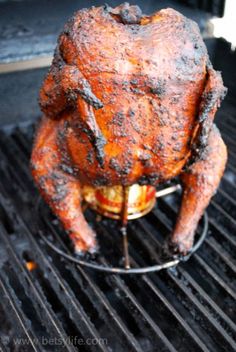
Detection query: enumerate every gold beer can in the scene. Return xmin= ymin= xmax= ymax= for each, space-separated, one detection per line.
xmin=82 ymin=184 xmax=156 ymax=220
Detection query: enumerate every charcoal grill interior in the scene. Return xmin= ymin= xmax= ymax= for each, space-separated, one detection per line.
xmin=0 ymin=1 xmax=236 ymax=351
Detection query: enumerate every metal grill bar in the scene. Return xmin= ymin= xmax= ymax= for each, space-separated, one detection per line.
xmin=0 ymin=276 xmax=41 ymax=352
xmin=40 ymin=220 xmax=145 ymax=352
xmin=40 ymin=205 xmax=180 ymax=350
xmin=129 ymin=242 xmax=235 ymax=351
xmin=85 ymin=210 xmax=233 ymax=350
xmin=90 ymin=232 xmax=178 ymax=351
xmin=90 ymin=216 xmax=210 ymax=351
xmin=0 ymin=106 xmax=236 ymax=351
xmin=0 ymin=140 xmax=146 ymax=351
xmin=154 ymin=201 xmax=236 ymax=299
xmin=97 ymin=217 xmax=235 ymax=351
xmin=0 ymin=202 xmax=110 ymax=352
xmin=142 ymin=211 xmax=236 ymax=351
xmin=161 ymin=198 xmax=236 ymax=276
xmin=1 ymin=130 xmax=146 ymax=349
xmin=0 ymin=223 xmax=77 ymax=352
xmin=134 ymin=218 xmax=236 ymax=333
xmin=0 ymin=182 xmax=112 ymax=351
xmin=0 ymin=340 xmax=8 ymax=352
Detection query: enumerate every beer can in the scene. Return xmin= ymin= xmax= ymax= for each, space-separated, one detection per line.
xmin=82 ymin=184 xmax=156 ymax=220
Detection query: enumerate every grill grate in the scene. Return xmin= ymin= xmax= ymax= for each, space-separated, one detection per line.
xmin=0 ymin=103 xmax=236 ymax=350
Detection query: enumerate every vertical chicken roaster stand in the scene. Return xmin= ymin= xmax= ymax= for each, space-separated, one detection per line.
xmin=37 ymin=184 xmax=208 ymax=274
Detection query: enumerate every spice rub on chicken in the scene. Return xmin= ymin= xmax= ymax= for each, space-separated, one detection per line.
xmin=31 ymin=4 xmax=227 ymax=254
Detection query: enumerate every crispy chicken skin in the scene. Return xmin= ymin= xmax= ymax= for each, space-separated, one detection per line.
xmin=31 ymin=4 xmax=227 ymax=254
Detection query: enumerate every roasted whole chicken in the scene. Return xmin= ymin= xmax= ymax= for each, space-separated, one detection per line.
xmin=31 ymin=4 xmax=227 ymax=254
